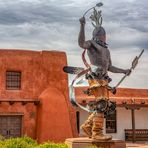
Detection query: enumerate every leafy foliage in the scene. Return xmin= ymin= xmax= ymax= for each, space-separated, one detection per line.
xmin=0 ymin=136 xmax=37 ymax=148
xmin=0 ymin=136 xmax=68 ymax=148
xmin=0 ymin=136 xmax=98 ymax=148
xmin=0 ymin=135 xmax=5 ymax=141
xmin=36 ymin=141 xmax=68 ymax=148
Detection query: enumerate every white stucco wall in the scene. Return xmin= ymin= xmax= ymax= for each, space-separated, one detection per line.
xmin=135 ymin=108 xmax=148 ymax=128
xmin=106 ymin=107 xmax=131 ymax=140
xmin=76 ymin=108 xmax=90 ymax=136
xmin=77 ymin=107 xmax=148 ymax=140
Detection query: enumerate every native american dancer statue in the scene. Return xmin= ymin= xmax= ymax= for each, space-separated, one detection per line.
xmin=63 ymin=2 xmax=144 ymax=141
xmin=78 ymin=3 xmax=131 ymax=141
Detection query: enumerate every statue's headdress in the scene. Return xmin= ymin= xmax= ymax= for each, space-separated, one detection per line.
xmin=90 ymin=8 xmax=102 ymax=28
xmin=90 ymin=7 xmax=106 ymax=43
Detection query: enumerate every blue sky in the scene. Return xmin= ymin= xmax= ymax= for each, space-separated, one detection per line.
xmin=0 ymin=0 xmax=147 ymax=88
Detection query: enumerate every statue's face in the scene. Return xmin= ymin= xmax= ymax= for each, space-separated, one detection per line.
xmin=92 ymin=35 xmax=106 ymax=43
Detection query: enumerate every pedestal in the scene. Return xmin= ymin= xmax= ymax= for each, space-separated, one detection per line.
xmin=65 ymin=137 xmax=126 ymax=148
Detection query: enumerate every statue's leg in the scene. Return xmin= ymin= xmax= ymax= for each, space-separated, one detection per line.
xmin=82 ymin=77 xmax=112 ymax=139
xmin=87 ymin=78 xmax=112 ymax=140
xmin=92 ymin=113 xmax=112 ymax=141
xmin=80 ymin=78 xmax=98 ymax=138
xmin=81 ymin=112 xmax=95 ymax=138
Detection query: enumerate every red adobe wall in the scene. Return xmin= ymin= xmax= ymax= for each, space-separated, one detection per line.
xmin=0 ymin=49 xmax=78 ymax=143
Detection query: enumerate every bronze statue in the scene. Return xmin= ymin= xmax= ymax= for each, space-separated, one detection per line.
xmin=63 ymin=2 xmax=144 ymax=141
xmin=78 ymin=6 xmax=131 ymax=141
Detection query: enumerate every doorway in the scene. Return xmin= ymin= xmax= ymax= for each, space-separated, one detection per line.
xmin=0 ymin=115 xmax=22 ymax=138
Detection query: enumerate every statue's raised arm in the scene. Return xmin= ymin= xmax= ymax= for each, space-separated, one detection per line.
xmin=78 ymin=17 xmax=91 ymax=49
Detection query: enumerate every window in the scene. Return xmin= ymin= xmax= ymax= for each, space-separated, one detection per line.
xmin=6 ymin=71 xmax=21 ymax=90
xmin=106 ymin=110 xmax=117 ymax=133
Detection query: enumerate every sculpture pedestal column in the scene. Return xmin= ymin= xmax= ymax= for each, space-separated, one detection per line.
xmin=65 ymin=137 xmax=126 ymax=148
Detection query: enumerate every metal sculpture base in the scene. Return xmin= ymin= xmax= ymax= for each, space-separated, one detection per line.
xmin=65 ymin=137 xmax=126 ymax=148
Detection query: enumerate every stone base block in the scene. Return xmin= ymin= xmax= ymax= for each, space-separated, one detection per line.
xmin=65 ymin=137 xmax=126 ymax=148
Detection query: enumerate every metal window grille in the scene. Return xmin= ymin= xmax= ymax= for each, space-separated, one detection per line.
xmin=6 ymin=71 xmax=21 ymax=90
xmin=106 ymin=110 xmax=117 ymax=133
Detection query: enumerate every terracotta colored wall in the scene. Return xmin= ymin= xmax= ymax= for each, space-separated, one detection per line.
xmin=0 ymin=50 xmax=69 ymax=99
xmin=0 ymin=49 xmax=78 ymax=142
xmin=37 ymin=87 xmax=74 ymax=143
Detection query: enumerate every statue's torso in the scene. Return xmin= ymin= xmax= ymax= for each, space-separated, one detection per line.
xmin=87 ymin=44 xmax=110 ymax=75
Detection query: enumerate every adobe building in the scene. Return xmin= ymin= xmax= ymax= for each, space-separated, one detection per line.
xmin=75 ymin=86 xmax=148 ymax=141
xmin=0 ymin=49 xmax=78 ymax=143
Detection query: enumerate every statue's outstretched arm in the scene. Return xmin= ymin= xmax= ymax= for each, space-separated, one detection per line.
xmin=78 ymin=17 xmax=91 ymax=49
xmin=108 ymin=65 xmax=127 ymax=74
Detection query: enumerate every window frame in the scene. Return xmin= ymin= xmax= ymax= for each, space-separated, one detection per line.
xmin=105 ymin=110 xmax=117 ymax=133
xmin=6 ymin=71 xmax=22 ymax=90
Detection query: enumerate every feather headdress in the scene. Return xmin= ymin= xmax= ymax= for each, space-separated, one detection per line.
xmin=90 ymin=8 xmax=102 ymax=28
